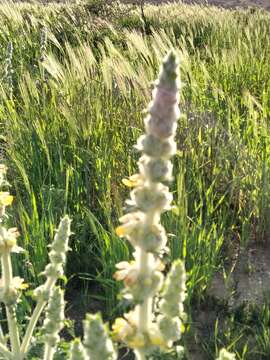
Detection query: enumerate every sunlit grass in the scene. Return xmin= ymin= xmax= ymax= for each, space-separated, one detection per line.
xmin=0 ymin=1 xmax=269 ymax=358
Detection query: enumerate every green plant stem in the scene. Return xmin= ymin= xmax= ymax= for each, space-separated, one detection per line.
xmin=20 ymin=277 xmax=55 ymax=356
xmin=43 ymin=343 xmax=55 ymax=360
xmin=1 ymin=252 xmax=21 ymax=358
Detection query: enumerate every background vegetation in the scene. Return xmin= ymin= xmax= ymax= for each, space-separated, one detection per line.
xmin=0 ymin=1 xmax=269 ymax=358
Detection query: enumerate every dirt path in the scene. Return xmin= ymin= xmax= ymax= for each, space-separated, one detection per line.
xmin=146 ymin=0 xmax=270 ymax=10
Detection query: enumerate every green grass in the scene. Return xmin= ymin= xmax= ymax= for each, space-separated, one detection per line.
xmin=0 ymin=1 xmax=269 ymax=358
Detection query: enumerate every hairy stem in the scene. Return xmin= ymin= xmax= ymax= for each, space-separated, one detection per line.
xmin=43 ymin=343 xmax=55 ymax=360
xmin=0 ymin=341 xmax=13 ymax=359
xmin=137 ymin=249 xmax=152 ymax=333
xmin=20 ymin=277 xmax=55 ymax=356
xmin=135 ymin=349 xmax=146 ymax=360
xmin=1 ymin=252 xmax=21 ymax=358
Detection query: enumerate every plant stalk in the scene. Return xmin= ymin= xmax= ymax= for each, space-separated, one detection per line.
xmin=1 ymin=252 xmax=21 ymax=358
xmin=20 ymin=277 xmax=55 ymax=356
xmin=0 ymin=341 xmax=13 ymax=360
xmin=43 ymin=343 xmax=55 ymax=360
xmin=137 ymin=248 xmax=151 ymax=333
xmin=135 ymin=349 xmax=146 ymax=360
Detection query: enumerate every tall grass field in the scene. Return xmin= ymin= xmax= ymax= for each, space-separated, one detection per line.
xmin=0 ymin=0 xmax=269 ymax=358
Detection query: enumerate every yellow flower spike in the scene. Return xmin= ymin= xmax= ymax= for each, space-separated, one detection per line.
xmin=0 ymin=192 xmax=13 ymax=206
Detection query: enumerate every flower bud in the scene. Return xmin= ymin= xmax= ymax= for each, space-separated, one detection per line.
xmin=160 ymin=260 xmax=186 ymax=318
xmin=50 ymin=216 xmax=71 ymax=257
xmin=144 ymin=51 xmax=180 ymax=140
xmin=84 ymin=313 xmax=117 ymax=360
xmin=41 ymin=216 xmax=71 ymax=284
xmin=69 ymin=338 xmax=86 ymax=360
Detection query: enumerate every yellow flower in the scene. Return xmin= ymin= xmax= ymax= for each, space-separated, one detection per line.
xmin=0 ymin=276 xmax=28 ymax=305
xmin=115 ymin=212 xmax=144 ymax=237
xmin=0 ymin=227 xmax=23 ymax=253
xmin=11 ymin=277 xmax=29 ymax=290
xmin=149 ymin=330 xmax=168 ymax=348
xmin=0 ymin=276 xmax=28 ymax=292
xmin=112 ymin=317 xmax=134 ymax=341
xmin=0 ymin=192 xmax=13 ymax=206
xmin=127 ymin=333 xmax=145 ymax=349
xmin=113 ymin=261 xmax=139 ymax=286
xmin=122 ymin=174 xmax=143 ymax=188
xmin=115 ymin=226 xmax=128 ymax=237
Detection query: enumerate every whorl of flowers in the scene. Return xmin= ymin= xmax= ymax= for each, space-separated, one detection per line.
xmin=83 ymin=313 xmax=117 ymax=360
xmin=112 ymin=51 xmax=186 ymax=359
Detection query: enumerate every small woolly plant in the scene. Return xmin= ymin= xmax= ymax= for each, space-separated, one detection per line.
xmin=0 ymin=164 xmax=71 ymax=360
xmin=83 ymin=313 xmax=117 ymax=359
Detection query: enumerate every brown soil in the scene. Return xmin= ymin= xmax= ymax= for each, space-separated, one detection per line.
xmin=209 ymin=241 xmax=270 ymax=308
xmin=144 ymin=0 xmax=270 ymax=10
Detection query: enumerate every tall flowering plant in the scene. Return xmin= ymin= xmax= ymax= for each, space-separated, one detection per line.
xmin=113 ymin=51 xmax=187 ymax=359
